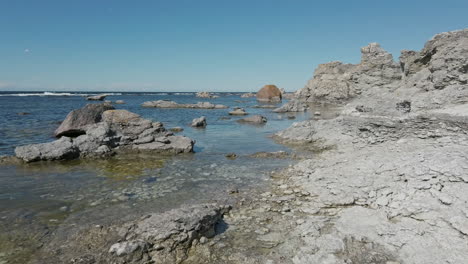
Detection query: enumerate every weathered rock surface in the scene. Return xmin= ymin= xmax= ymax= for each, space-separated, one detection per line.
xmin=236 ymin=115 xmax=267 ymax=124
xmin=32 ymin=204 xmax=231 ymax=264
xmin=256 ymin=85 xmax=282 ymax=102
xmin=191 ymin=116 xmax=207 ymax=127
xmin=86 ymin=94 xmax=107 ymax=101
xmin=142 ymin=100 xmax=227 ymax=109
xmin=273 ymin=100 xmax=309 ymax=113
xmin=229 ymin=107 xmax=248 ymax=115
xmin=54 ymin=103 xmax=115 ymax=137
xmin=16 ymin=108 xmax=194 ymax=162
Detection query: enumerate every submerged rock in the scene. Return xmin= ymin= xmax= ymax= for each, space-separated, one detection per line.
xmin=237 ymin=115 xmax=267 ymax=124
xmin=256 ymin=85 xmax=282 ymax=102
xmin=16 ymin=107 xmax=195 ymax=162
xmin=191 ymin=116 xmax=207 ymax=128
xmin=54 ymin=103 xmax=114 ymax=137
xmin=142 ymin=100 xmax=227 ymax=109
xmin=229 ymin=107 xmax=248 ymax=115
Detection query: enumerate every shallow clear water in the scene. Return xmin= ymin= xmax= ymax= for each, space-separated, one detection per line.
xmin=0 ymin=91 xmax=319 ymax=262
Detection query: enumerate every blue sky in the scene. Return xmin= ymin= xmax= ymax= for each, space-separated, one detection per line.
xmin=0 ymin=0 xmax=467 ymax=92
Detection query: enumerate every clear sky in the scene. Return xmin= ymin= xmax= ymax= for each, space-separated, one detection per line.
xmin=1 ymin=0 xmax=467 ymax=92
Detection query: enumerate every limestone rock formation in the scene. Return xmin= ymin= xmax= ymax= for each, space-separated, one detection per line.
xmin=256 ymin=85 xmax=282 ymax=102
xmin=16 ymin=107 xmax=195 ymax=162
xmin=54 ymin=103 xmax=114 ymax=137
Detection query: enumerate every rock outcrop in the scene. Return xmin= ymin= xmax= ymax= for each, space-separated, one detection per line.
xmin=256 ymin=85 xmax=282 ymax=102
xmin=16 ymin=107 xmax=194 ymax=162
xmin=142 ymin=100 xmax=227 ymax=109
xmin=295 ymin=29 xmax=468 ymax=106
xmin=54 ymin=103 xmax=115 ymax=137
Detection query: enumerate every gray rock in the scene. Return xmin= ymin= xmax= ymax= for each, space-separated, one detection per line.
xmin=86 ymin=94 xmax=107 ymax=101
xmin=191 ymin=116 xmax=207 ymax=127
xmin=115 ymin=100 xmax=125 ymax=104
xmin=54 ymin=103 xmax=115 ymax=137
xmin=237 ymin=115 xmax=267 ymax=124
xmin=15 ymin=137 xmax=79 ymax=162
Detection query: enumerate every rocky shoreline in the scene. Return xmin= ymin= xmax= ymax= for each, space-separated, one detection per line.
xmin=2 ymin=28 xmax=468 ymax=263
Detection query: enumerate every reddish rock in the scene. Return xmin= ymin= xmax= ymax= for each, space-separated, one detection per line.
xmin=256 ymin=85 xmax=282 ymax=102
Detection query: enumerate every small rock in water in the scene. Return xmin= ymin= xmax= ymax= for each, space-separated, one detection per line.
xmin=225 ymin=153 xmax=237 ymax=159
xmin=169 ymin=127 xmax=184 ymax=133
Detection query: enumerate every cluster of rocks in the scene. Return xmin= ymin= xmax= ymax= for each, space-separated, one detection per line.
xmin=142 ymin=100 xmax=227 ymax=109
xmin=15 ymin=104 xmax=195 ymax=162
xmin=196 ymin=91 xmax=219 ymax=98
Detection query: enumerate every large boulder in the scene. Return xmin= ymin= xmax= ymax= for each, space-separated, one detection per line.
xmin=256 ymin=85 xmax=282 ymax=102
xmin=54 ymin=103 xmax=115 ymax=137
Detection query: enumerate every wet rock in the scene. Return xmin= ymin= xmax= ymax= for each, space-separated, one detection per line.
xmin=191 ymin=116 xmax=207 ymax=128
xmin=273 ymin=100 xmax=309 ymax=112
xmin=115 ymin=100 xmax=125 ymax=104
xmin=236 ymin=115 xmax=267 ymax=124
xmin=55 ymin=103 xmax=115 ymax=137
xmin=86 ymin=94 xmax=107 ymax=101
xmin=256 ymin=84 xmax=282 ymax=102
xmin=225 ymin=153 xmax=237 ymax=159
xmin=229 ymin=107 xmax=248 ymax=115
xmin=142 ymin=100 xmax=227 ymax=109
xmin=169 ymin=127 xmax=184 ymax=133
xmin=252 ymin=104 xmax=277 ymax=109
